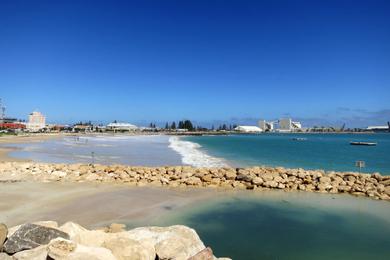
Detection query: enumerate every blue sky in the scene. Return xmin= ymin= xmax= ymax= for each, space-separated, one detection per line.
xmin=0 ymin=0 xmax=389 ymax=127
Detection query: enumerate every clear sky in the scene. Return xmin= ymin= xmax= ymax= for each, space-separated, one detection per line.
xmin=0 ymin=0 xmax=389 ymax=127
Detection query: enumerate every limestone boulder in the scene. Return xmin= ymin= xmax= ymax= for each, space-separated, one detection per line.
xmin=64 ymin=244 xmax=116 ymax=260
xmin=155 ymin=236 xmax=189 ymax=259
xmin=188 ymin=247 xmax=214 ymax=260
xmin=264 ymin=180 xmax=278 ymax=188
xmin=72 ymin=230 xmax=108 ymax=247
xmin=319 ymin=176 xmax=331 ymax=184
xmin=0 ymin=253 xmax=12 ymax=260
xmin=252 ymin=177 xmax=263 ymax=185
xmin=0 ymin=223 xmax=7 ymax=250
xmin=3 ymin=223 xmax=69 ymax=254
xmin=106 ymin=223 xmax=126 ymax=233
xmin=185 ymin=177 xmax=202 ymax=186
xmin=127 ymin=225 xmax=206 ymax=260
xmin=224 ymin=170 xmax=236 ymax=180
xmin=103 ymin=235 xmax=155 ymax=260
xmin=47 ymin=238 xmax=77 ymax=259
xmin=201 ymin=175 xmax=213 ymax=183
xmin=12 ymin=245 xmax=47 ymax=260
xmin=385 ymin=186 xmax=390 ymax=196
xmin=59 ymin=222 xmax=88 ymax=240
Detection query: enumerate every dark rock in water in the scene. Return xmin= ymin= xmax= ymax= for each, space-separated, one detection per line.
xmin=0 ymin=223 xmax=7 ymax=250
xmin=188 ymin=247 xmax=214 ymax=260
xmin=3 ymin=223 xmax=69 ymax=254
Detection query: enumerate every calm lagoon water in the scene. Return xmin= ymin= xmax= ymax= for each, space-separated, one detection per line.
xmin=184 ymin=133 xmax=390 ymax=174
xmin=129 ymin=191 xmax=390 ymax=260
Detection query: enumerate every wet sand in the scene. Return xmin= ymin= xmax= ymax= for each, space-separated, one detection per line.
xmin=0 ymin=181 xmax=217 ymax=229
xmin=0 ymin=133 xmax=70 ymax=162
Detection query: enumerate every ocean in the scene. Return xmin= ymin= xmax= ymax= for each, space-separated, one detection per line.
xmin=6 ymin=133 xmax=390 ymax=175
xmin=181 ymin=133 xmax=390 ymax=175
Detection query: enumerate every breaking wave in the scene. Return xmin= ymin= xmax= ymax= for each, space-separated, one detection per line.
xmin=168 ymin=136 xmax=228 ymax=167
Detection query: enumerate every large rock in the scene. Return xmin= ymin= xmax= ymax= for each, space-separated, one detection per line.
xmin=252 ymin=177 xmax=263 ymax=185
xmin=0 ymin=223 xmax=7 ymax=250
xmin=12 ymin=245 xmax=47 ymax=260
xmin=103 ymin=236 xmax=155 ymax=260
xmin=188 ymin=247 xmax=214 ymax=260
xmin=47 ymin=238 xmax=77 ymax=259
xmin=3 ymin=223 xmax=69 ymax=254
xmin=127 ymin=225 xmax=206 ymax=260
xmin=224 ymin=170 xmax=236 ymax=180
xmin=7 ymin=221 xmax=59 ymax=237
xmin=106 ymin=223 xmax=126 ymax=233
xmin=59 ymin=222 xmax=88 ymax=240
xmin=155 ymin=236 xmax=189 ymax=259
xmin=73 ymin=230 xmax=108 ymax=247
xmin=63 ymin=244 xmax=116 ymax=260
xmin=0 ymin=253 xmax=12 ymax=260
xmin=48 ymin=236 xmax=117 ymax=260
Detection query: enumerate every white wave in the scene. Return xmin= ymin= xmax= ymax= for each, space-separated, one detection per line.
xmin=169 ymin=136 xmax=228 ymax=168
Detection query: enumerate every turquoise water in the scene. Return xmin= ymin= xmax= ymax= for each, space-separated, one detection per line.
xmin=184 ymin=133 xmax=390 ymax=174
xmin=127 ymin=192 xmax=390 ymax=260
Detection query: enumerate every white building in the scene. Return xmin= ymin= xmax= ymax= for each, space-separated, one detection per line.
xmin=26 ymin=111 xmax=46 ymax=132
xmin=278 ymin=118 xmax=302 ymax=132
xmin=234 ymin=125 xmax=263 ymax=133
xmin=107 ymin=122 xmax=138 ymax=131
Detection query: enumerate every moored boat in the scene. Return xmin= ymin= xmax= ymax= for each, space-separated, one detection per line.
xmin=350 ymin=141 xmax=377 ymax=146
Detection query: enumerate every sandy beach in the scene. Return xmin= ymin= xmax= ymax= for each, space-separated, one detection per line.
xmin=0 ymin=133 xmax=70 ymax=162
xmin=0 ymin=180 xmax=217 ymax=229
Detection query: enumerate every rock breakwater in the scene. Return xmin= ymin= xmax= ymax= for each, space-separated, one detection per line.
xmin=0 ymin=221 xmax=229 ymax=260
xmin=0 ymin=162 xmax=389 ymax=201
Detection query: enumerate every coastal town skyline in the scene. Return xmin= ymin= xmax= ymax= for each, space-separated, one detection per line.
xmin=0 ymin=98 xmax=390 ymax=130
xmin=1 ymin=0 xmax=389 ymax=127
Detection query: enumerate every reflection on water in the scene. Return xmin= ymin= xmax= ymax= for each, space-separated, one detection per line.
xmin=128 ymin=191 xmax=390 ymax=260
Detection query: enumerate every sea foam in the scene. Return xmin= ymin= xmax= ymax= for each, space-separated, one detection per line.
xmin=169 ymin=136 xmax=228 ymax=167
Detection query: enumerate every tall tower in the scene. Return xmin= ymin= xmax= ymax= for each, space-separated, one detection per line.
xmin=0 ymin=98 xmax=5 ymax=121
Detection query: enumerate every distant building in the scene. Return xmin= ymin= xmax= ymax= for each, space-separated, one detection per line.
xmin=73 ymin=124 xmax=93 ymax=132
xmin=278 ymin=118 xmax=302 ymax=132
xmin=367 ymin=124 xmax=390 ymax=133
xmin=107 ymin=122 xmax=138 ymax=131
xmin=0 ymin=122 xmax=25 ymax=130
xmin=258 ymin=120 xmax=274 ymax=131
xmin=26 ymin=111 xmax=46 ymax=132
xmin=234 ymin=125 xmax=263 ymax=133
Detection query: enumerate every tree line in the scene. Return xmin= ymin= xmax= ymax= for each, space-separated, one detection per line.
xmin=148 ymin=120 xmax=238 ymax=132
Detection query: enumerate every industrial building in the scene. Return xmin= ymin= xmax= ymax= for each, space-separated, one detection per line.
xmin=234 ymin=125 xmax=263 ymax=133
xmin=258 ymin=118 xmax=302 ymax=132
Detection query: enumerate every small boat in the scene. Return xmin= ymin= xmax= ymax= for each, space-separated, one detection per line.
xmin=292 ymin=137 xmax=307 ymax=141
xmin=350 ymin=141 xmax=377 ymax=146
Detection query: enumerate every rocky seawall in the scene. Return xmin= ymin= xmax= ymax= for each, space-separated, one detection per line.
xmin=0 ymin=162 xmax=389 ymax=201
xmin=0 ymin=221 xmax=230 ymax=260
